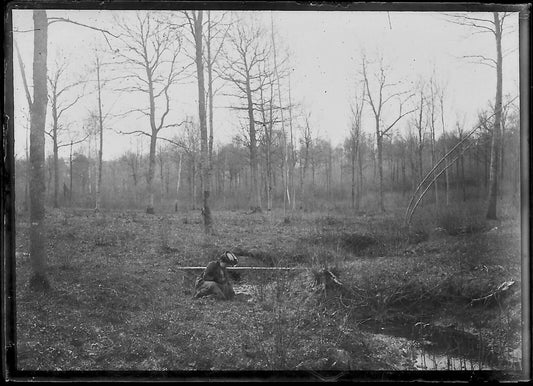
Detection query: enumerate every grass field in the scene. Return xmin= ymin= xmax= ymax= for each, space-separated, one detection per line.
xmin=12 ymin=203 xmax=523 ymax=375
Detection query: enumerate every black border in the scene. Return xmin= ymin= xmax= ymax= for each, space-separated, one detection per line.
xmin=2 ymin=0 xmax=532 ymax=382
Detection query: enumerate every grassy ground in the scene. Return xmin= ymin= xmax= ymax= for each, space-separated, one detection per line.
xmin=13 ymin=204 xmax=523 ymax=373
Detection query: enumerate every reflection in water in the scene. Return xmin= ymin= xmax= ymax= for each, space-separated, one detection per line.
xmin=233 ymin=281 xmax=522 ymax=371
xmin=365 ymin=322 xmax=522 ymax=371
xmin=414 ymin=349 xmax=489 ymax=370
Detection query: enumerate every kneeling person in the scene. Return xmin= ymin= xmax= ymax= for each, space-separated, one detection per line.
xmin=193 ymin=251 xmax=238 ymax=300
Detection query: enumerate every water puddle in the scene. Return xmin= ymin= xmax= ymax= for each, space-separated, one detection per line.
xmin=361 ymin=321 xmax=522 ymax=370
xmin=231 ymin=274 xmax=522 ymax=371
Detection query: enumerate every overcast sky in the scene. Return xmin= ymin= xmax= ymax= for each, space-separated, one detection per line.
xmin=12 ymin=9 xmax=520 ymax=161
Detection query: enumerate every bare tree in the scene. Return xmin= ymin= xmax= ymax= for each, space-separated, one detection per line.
xmin=437 ymin=83 xmax=450 ymax=206
xmin=46 ymin=58 xmax=85 ymax=208
xmin=299 ymin=115 xmax=313 ymax=205
xmin=361 ymin=54 xmax=415 ymax=211
xmin=270 ymin=13 xmax=292 ymax=214
xmin=256 ymin=73 xmax=276 ymax=211
xmin=455 ymin=120 xmax=468 ymax=202
xmin=28 ymin=10 xmax=50 ymax=290
xmin=427 ymin=75 xmax=439 ymax=208
xmin=220 ymin=19 xmax=271 ymax=211
xmin=287 ymin=74 xmax=297 ymax=211
xmin=15 ymin=11 xmax=118 ymax=291
xmin=114 ymin=12 xmax=188 ymax=214
xmin=410 ymin=83 xmax=426 ymax=183
xmin=158 ymin=118 xmax=201 ymax=210
xmin=204 ymin=11 xmax=230 ymax=169
xmin=185 ymin=10 xmax=213 ymax=233
xmin=447 ymin=12 xmax=510 ymax=219
xmin=14 ymin=44 xmax=32 ymax=212
xmin=93 ymin=52 xmax=105 ymax=212
xmin=254 ymin=64 xmax=288 ymax=212
xmin=347 ymin=86 xmax=365 ymax=210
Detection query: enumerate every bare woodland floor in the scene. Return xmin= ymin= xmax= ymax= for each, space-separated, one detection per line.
xmin=13 ymin=205 xmax=523 ymax=375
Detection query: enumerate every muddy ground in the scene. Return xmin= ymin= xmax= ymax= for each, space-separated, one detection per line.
xmin=11 ymin=206 xmax=524 ymax=380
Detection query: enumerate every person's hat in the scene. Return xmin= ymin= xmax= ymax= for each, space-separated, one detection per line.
xmin=220 ymin=251 xmax=239 ymax=266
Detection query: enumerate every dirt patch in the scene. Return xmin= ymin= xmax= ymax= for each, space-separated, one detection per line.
xmin=303 ymin=231 xmax=376 ymax=255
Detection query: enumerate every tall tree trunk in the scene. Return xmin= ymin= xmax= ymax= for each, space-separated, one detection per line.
xmin=459 ymin=133 xmax=467 ymax=202
xmin=146 ymin=134 xmax=156 ymax=214
xmin=145 ymin=54 xmax=157 ymax=214
xmin=430 ymin=109 xmax=438 ymax=208
xmin=175 ymin=152 xmax=182 ymax=212
xmin=52 ymin=111 xmax=59 ymax=208
xmin=499 ymin=113 xmax=505 ymax=198
xmin=440 ymin=99 xmax=450 ymax=206
xmin=351 ymin=143 xmax=356 ymax=209
xmin=271 ymin=14 xmax=289 ymax=214
xmin=288 ymin=75 xmax=296 ymax=211
xmin=193 ymin=11 xmax=213 ymax=233
xmin=486 ymin=12 xmax=503 ymax=220
xmin=25 ymin=121 xmax=30 ymax=211
xmin=95 ymin=55 xmax=104 ymax=212
xmin=69 ymin=140 xmax=73 ymax=204
xmin=29 ymin=10 xmax=50 ymax=291
xmin=357 ymin=147 xmax=363 ymax=210
xmin=246 ymin=74 xmax=261 ymax=210
xmin=206 ymin=11 xmax=215 ymax=173
xmin=377 ymin=135 xmax=385 ymax=212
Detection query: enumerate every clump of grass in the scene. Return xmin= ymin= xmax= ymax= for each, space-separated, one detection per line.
xmin=316 ymin=215 xmax=343 ymax=226
xmin=436 ymin=210 xmax=488 ymax=235
xmin=411 ymin=202 xmax=490 ymax=236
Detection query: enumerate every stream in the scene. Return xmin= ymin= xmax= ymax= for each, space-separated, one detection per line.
xmin=233 ymin=282 xmax=522 ymax=371
xmin=360 ymin=320 xmax=522 ymax=370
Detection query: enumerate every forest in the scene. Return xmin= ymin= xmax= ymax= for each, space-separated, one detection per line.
xmin=5 ymin=6 xmax=527 ymax=380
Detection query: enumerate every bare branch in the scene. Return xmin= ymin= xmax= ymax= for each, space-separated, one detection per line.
xmin=48 ymin=17 xmax=119 ymax=38
xmin=14 ymin=40 xmax=33 ymax=107
xmin=114 ymin=108 xmax=151 ymax=118
xmin=160 ymin=120 xmax=191 ymax=130
xmin=116 ymin=129 xmax=152 ymax=138
xmin=57 ymin=133 xmax=90 ymax=148
xmin=157 ymin=136 xmax=190 ymax=151
xmin=57 ymin=94 xmax=83 ymax=120
xmin=383 ymin=107 xmax=417 ymax=136
xmin=462 ymin=54 xmax=498 ymax=68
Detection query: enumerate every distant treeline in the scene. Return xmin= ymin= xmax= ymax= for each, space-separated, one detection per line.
xmin=14 ymin=105 xmax=520 ymax=213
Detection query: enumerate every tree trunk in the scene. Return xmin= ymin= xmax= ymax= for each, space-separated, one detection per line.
xmin=207 ymin=12 xmax=215 ymax=174
xmin=95 ymin=55 xmax=104 ymax=212
xmin=377 ymin=135 xmax=385 ymax=212
xmin=146 ymin=134 xmax=156 ymax=214
xmin=357 ymin=147 xmax=363 ymax=210
xmin=351 ymin=142 xmax=356 ymax=209
xmin=460 ymin=138 xmax=467 ymax=202
xmin=499 ymin=113 xmax=505 ymax=199
xmin=193 ymin=11 xmax=213 ymax=233
xmin=69 ymin=140 xmax=73 ymax=204
xmin=246 ymin=74 xmax=261 ymax=210
xmin=486 ymin=12 xmax=503 ymax=220
xmin=29 ymin=10 xmax=50 ymax=291
xmin=430 ymin=114 xmax=438 ymax=208
xmin=440 ymin=105 xmax=450 ymax=206
xmin=288 ymin=76 xmax=296 ymax=211
xmin=25 ymin=123 xmax=30 ymax=211
xmin=52 ymin=112 xmax=59 ymax=209
xmin=175 ymin=152 xmax=182 ymax=212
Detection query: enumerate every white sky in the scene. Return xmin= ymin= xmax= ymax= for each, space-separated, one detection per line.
xmin=11 ymin=9 xmax=520 ymax=160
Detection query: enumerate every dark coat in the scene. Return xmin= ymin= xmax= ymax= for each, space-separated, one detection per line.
xmin=201 ymin=261 xmax=229 ymax=285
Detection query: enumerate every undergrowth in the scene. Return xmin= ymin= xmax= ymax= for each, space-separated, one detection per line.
xmin=13 ymin=204 xmax=522 ymax=372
